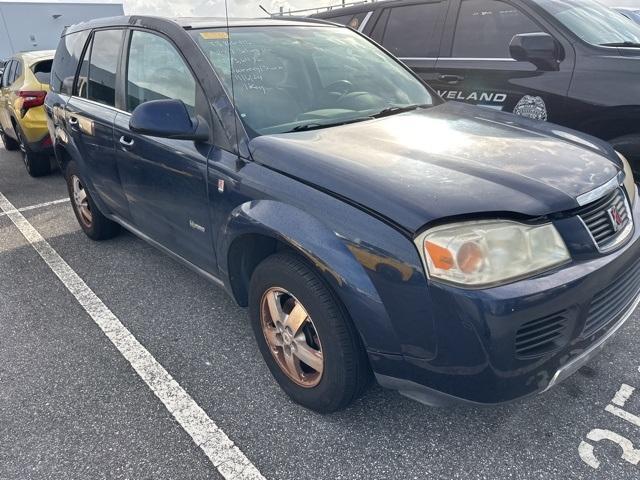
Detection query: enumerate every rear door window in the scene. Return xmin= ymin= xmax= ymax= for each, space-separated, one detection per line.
xmin=125 ymin=30 xmax=196 ymax=112
xmin=452 ymin=0 xmax=542 ymax=58
xmin=2 ymin=61 xmax=14 ymax=87
xmin=381 ymin=2 xmax=446 ymax=57
xmin=86 ymin=29 xmax=123 ymax=106
xmin=51 ymin=30 xmax=90 ymax=94
xmin=8 ymin=61 xmax=17 ymax=86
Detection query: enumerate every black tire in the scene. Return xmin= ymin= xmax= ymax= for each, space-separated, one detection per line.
xmin=1 ymin=130 xmax=19 ymax=151
xmin=15 ymin=126 xmax=51 ymax=177
xmin=611 ymin=134 xmax=640 ymax=178
xmin=249 ymin=252 xmax=371 ymax=413
xmin=64 ymin=161 xmax=120 ymax=241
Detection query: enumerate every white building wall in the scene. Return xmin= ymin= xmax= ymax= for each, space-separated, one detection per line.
xmin=0 ymin=1 xmax=124 ymax=59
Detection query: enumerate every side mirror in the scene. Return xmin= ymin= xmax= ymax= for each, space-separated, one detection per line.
xmin=509 ymin=33 xmax=561 ymax=71
xmin=129 ymin=99 xmax=209 ymax=141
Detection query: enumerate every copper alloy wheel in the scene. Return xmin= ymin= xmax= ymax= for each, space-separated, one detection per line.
xmin=71 ymin=175 xmax=92 ymax=227
xmin=260 ymin=287 xmax=324 ymax=388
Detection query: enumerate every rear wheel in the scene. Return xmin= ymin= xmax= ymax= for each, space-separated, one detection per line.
xmin=65 ymin=161 xmax=120 ymax=241
xmin=0 ymin=130 xmax=19 ymax=151
xmin=249 ymin=252 xmax=370 ymax=413
xmin=15 ymin=126 xmax=50 ymax=177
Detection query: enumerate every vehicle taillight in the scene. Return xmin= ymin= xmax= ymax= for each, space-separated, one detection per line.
xmin=18 ymin=91 xmax=46 ymax=114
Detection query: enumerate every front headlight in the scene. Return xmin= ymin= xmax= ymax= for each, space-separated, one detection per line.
xmin=415 ymin=220 xmax=570 ymax=287
xmin=616 ymin=151 xmax=636 ymax=206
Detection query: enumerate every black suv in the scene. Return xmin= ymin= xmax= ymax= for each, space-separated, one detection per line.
xmin=315 ymin=0 xmax=640 ymax=173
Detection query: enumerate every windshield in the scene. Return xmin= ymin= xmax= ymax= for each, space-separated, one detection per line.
xmin=532 ymin=0 xmax=640 ymax=46
xmin=191 ymin=26 xmax=434 ymax=136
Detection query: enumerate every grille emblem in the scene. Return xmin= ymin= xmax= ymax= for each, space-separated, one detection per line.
xmin=607 ymin=206 xmax=624 ymax=232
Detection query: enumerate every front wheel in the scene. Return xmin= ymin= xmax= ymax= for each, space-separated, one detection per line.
xmin=65 ymin=161 xmax=120 ymax=241
xmin=249 ymin=252 xmax=370 ymax=413
xmin=611 ymin=134 xmax=640 ymax=178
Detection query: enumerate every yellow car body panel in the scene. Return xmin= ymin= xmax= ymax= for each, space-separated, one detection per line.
xmin=0 ymin=50 xmax=54 ymax=147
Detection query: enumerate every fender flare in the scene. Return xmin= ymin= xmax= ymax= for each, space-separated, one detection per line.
xmin=218 ymin=199 xmax=403 ymax=354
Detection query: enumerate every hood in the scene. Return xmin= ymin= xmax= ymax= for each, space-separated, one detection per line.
xmin=249 ymin=102 xmax=620 ymax=234
xmin=615 ymin=46 xmax=640 ymax=57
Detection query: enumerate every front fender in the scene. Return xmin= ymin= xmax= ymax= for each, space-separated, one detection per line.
xmin=219 ymin=199 xmax=403 ymax=354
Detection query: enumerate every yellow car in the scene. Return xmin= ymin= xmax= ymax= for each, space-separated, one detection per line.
xmin=0 ymin=50 xmax=55 ymax=176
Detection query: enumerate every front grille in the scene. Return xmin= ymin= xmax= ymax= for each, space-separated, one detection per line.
xmin=583 ymin=260 xmax=640 ymax=338
xmin=515 ymin=312 xmax=570 ymax=359
xmin=577 ymin=188 xmax=630 ymax=249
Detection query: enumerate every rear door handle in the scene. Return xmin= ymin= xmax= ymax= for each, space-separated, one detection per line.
xmin=119 ymin=136 xmax=135 ymax=148
xmin=438 ymin=74 xmax=465 ymax=84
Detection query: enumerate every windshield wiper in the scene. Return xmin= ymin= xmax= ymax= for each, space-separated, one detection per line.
xmin=371 ymin=104 xmax=430 ymax=118
xmin=286 ymin=104 xmax=432 ymax=132
xmin=286 ymin=116 xmax=372 ymax=133
xmin=600 ymin=41 xmax=640 ymax=47
xmin=290 ymin=123 xmax=323 ymax=132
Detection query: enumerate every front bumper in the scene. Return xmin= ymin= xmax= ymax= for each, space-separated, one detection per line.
xmin=376 ymin=289 xmax=639 ymax=407
xmin=371 ymin=191 xmax=640 ymax=406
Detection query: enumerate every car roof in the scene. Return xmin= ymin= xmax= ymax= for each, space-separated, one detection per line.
xmin=63 ymin=15 xmax=332 ymax=35
xmin=175 ymin=17 xmax=331 ymax=28
xmin=12 ymin=50 xmax=55 ymax=64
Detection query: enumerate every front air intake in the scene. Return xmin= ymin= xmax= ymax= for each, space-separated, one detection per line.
xmin=515 ymin=312 xmax=570 ymax=359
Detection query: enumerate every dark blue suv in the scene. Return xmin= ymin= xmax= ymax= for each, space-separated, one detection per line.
xmin=46 ymin=16 xmax=640 ymax=412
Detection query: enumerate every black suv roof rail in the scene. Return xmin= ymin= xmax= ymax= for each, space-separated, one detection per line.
xmin=269 ymin=0 xmax=376 ymax=17
xmin=268 ymin=16 xmax=341 ymax=26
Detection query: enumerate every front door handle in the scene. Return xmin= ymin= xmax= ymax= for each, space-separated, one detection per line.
xmin=438 ymin=74 xmax=465 ymax=84
xmin=119 ymin=136 xmax=135 ymax=148
xmin=68 ymin=116 xmax=79 ymax=126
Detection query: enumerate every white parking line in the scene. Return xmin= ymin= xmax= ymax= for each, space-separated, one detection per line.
xmin=0 ymin=191 xmax=265 ymax=480
xmin=0 ymin=197 xmax=69 ymax=218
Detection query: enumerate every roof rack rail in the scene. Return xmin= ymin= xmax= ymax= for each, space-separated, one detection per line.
xmin=269 ymin=0 xmax=376 ymax=17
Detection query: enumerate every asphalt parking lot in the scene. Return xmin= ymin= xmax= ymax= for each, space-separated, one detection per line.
xmin=1 ymin=144 xmax=640 ymax=480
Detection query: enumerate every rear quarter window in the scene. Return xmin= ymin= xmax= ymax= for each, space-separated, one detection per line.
xmin=51 ymin=30 xmax=90 ymax=94
xmin=323 ymin=11 xmax=370 ymax=29
xmin=324 ymin=14 xmax=354 ymax=25
xmin=33 ymin=59 xmax=53 ymax=85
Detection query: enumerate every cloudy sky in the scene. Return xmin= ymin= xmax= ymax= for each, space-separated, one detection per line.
xmin=123 ymin=0 xmax=344 ymax=17
xmin=120 ymin=0 xmax=640 ymax=18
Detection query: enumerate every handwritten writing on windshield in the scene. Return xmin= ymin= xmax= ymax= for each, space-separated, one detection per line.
xmin=205 ymin=38 xmax=285 ymax=94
